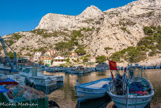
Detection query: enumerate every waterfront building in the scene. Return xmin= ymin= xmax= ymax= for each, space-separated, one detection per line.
xmin=69 ymin=52 xmax=78 ymax=59
xmin=52 ymin=56 xmax=66 ymax=66
xmin=40 ymin=56 xmax=52 ymax=66
xmin=33 ymin=52 xmax=42 ymax=63
xmin=18 ymin=56 xmax=30 ymax=66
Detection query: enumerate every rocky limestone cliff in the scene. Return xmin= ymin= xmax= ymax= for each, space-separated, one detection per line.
xmin=2 ymin=0 xmax=161 ymax=66
xmin=36 ymin=5 xmax=104 ymax=31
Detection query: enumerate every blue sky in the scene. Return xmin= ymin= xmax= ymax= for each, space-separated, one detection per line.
xmin=0 ymin=0 xmax=136 ymax=36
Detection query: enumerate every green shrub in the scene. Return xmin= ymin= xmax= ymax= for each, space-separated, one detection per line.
xmin=96 ymin=55 xmax=106 ymax=63
xmin=8 ymin=51 xmax=14 ymax=58
xmin=12 ymin=33 xmax=22 ymax=40
xmin=6 ymin=40 xmax=15 ymax=46
xmin=104 ymin=47 xmax=113 ymax=50
xmin=83 ymin=57 xmax=88 ymax=62
xmin=75 ymin=46 xmax=86 ymax=56
xmin=81 ymin=27 xmax=94 ymax=32
xmin=31 ymin=29 xmax=68 ymax=38
xmin=121 ymin=27 xmax=131 ymax=34
xmin=110 ymin=26 xmax=161 ymax=63
xmin=55 ymin=41 xmax=74 ymax=51
xmin=66 ymin=58 xmax=70 ymax=62
xmin=143 ymin=26 xmax=154 ymax=35
xmin=71 ymin=30 xmax=83 ymax=38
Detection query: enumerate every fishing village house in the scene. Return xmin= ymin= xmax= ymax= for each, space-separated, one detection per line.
xmin=28 ymin=50 xmax=56 ymax=66
xmin=18 ymin=55 xmax=33 ymax=66
xmin=69 ymin=52 xmax=78 ymax=59
xmin=52 ymin=56 xmax=66 ymax=66
xmin=39 ymin=49 xmax=57 ymax=66
xmin=33 ymin=52 xmax=42 ymax=63
xmin=40 ymin=55 xmax=52 ymax=67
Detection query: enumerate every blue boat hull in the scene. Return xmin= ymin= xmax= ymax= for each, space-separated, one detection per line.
xmin=75 ymin=78 xmax=112 ymax=101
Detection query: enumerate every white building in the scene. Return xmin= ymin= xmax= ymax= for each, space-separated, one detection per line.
xmin=33 ymin=52 xmax=42 ymax=63
xmin=52 ymin=56 xmax=66 ymax=66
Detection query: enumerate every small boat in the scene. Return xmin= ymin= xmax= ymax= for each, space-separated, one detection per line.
xmin=0 ymin=74 xmax=18 ymax=85
xmin=75 ymin=78 xmax=112 ymax=101
xmin=108 ymin=64 xmax=154 ymax=108
xmin=0 ymin=64 xmax=11 ymax=73
xmin=19 ymin=67 xmax=58 ymax=91
xmin=65 ymin=66 xmax=84 ymax=74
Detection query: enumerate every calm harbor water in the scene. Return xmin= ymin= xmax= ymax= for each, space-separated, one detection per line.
xmin=44 ymin=69 xmax=161 ymax=108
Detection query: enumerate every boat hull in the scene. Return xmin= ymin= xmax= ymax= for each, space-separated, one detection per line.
xmin=75 ymin=78 xmax=112 ymax=101
xmin=76 ymin=88 xmax=107 ymax=101
xmin=109 ymin=93 xmax=153 ymax=108
xmin=108 ymin=78 xmax=154 ymax=108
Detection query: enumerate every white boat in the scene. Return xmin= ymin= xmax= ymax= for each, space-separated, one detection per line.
xmin=108 ymin=65 xmax=154 ymax=108
xmin=45 ymin=67 xmax=64 ymax=72
xmin=65 ymin=66 xmax=84 ymax=74
xmin=7 ymin=74 xmax=25 ymax=85
xmin=0 ymin=64 xmax=11 ymax=73
xmin=75 ymin=78 xmax=112 ymax=101
xmin=19 ymin=67 xmax=57 ymax=89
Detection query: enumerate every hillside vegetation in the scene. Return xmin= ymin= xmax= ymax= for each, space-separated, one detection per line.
xmin=110 ymin=26 xmax=161 ymax=63
xmin=54 ymin=27 xmax=94 ymax=56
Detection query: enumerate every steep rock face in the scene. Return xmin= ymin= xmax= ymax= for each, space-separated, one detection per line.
xmin=36 ymin=13 xmax=76 ymax=31
xmin=36 ymin=5 xmax=104 ymax=31
xmin=36 ymin=0 xmax=161 ymax=58
xmin=88 ymin=0 xmax=161 ymax=56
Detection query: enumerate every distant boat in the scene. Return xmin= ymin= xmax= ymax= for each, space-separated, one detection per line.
xmin=45 ymin=66 xmax=65 ymax=72
xmin=75 ymin=78 xmax=112 ymax=101
xmin=107 ymin=65 xmax=154 ymax=108
xmin=95 ymin=63 xmax=109 ymax=71
xmin=65 ymin=66 xmax=84 ymax=74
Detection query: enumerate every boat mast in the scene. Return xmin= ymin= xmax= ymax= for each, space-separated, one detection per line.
xmin=124 ymin=67 xmax=128 ymax=108
xmin=126 ymin=80 xmax=129 ymax=108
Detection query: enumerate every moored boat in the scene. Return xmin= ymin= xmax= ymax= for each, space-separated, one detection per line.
xmin=75 ymin=78 xmax=112 ymax=101
xmin=107 ymin=62 xmax=154 ymax=108
xmin=19 ymin=67 xmax=58 ymax=92
xmin=0 ymin=64 xmax=11 ymax=73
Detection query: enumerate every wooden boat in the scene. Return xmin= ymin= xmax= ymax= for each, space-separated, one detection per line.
xmin=19 ymin=67 xmax=57 ymax=88
xmin=0 ymin=74 xmax=18 ymax=85
xmin=75 ymin=78 xmax=112 ymax=101
xmin=107 ymin=65 xmax=154 ymax=108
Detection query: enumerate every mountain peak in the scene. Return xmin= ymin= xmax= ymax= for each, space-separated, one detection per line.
xmin=79 ymin=5 xmax=103 ymax=18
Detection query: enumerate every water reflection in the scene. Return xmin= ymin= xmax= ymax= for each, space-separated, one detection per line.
xmin=44 ymin=69 xmax=161 ymax=108
xmin=76 ymin=95 xmax=111 ymax=108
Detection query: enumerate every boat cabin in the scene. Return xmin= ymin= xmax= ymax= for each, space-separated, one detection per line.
xmin=22 ymin=67 xmax=42 ymax=76
xmin=128 ymin=66 xmax=143 ymax=81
